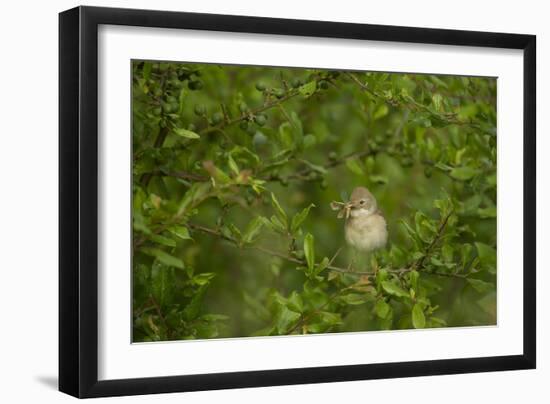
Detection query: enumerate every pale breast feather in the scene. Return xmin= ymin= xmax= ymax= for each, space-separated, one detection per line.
xmin=345 ymin=214 xmax=388 ymax=252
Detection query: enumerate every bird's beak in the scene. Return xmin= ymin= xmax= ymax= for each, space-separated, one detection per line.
xmin=344 ymin=202 xmax=353 ymax=219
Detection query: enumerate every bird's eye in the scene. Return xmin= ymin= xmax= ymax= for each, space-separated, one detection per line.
xmin=359 ymin=200 xmax=365 ymax=205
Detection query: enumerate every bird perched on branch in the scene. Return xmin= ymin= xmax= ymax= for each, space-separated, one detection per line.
xmin=331 ymin=186 xmax=388 ymax=268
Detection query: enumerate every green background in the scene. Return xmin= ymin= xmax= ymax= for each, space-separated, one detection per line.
xmin=131 ymin=61 xmax=497 ymax=342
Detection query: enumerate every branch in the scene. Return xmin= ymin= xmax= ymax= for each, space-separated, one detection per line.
xmin=142 ymin=147 xmax=379 ymax=186
xmin=411 ymin=209 xmax=454 ymax=272
xmin=286 ymin=289 xmax=344 ymax=335
xmin=198 ymin=91 xmax=300 ymax=136
xmin=275 ymin=149 xmax=375 ymax=182
xmin=185 ymin=222 xmax=465 ymax=280
xmin=345 ymin=72 xmax=492 ymax=135
xmin=186 ymin=223 xmax=368 ymax=274
xmin=139 ymin=68 xmax=171 ymax=187
xmin=146 ymin=169 xmax=209 ymax=182
xmin=139 ymin=127 xmax=170 ymax=187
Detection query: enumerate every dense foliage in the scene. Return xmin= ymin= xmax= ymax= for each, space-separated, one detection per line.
xmin=132 ymin=60 xmax=497 ymax=342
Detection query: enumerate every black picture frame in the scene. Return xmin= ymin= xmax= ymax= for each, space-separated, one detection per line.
xmin=59 ymin=5 xmax=536 ymax=398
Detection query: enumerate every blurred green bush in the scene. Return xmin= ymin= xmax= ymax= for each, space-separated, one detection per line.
xmin=131 ymin=61 xmax=497 ymax=341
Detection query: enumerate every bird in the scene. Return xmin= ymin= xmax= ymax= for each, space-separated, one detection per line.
xmin=331 ymin=187 xmax=387 ymax=269
xmin=344 ymin=186 xmax=388 ymax=253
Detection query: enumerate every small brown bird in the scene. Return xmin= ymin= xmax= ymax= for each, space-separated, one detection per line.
xmin=330 ymin=187 xmax=388 ymax=258
xmin=335 ymin=186 xmax=388 ymax=254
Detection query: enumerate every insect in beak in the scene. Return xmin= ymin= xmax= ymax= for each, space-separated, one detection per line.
xmin=330 ymin=201 xmax=353 ymax=219
xmin=344 ymin=202 xmax=353 ymax=218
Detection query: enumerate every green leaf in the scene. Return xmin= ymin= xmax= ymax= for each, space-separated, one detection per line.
xmin=230 ymin=145 xmax=261 ymax=166
xmin=276 ymin=306 xmax=301 ymax=333
xmin=373 ymin=104 xmax=389 ymax=120
xmin=441 ymin=244 xmax=454 ymax=262
xmin=375 ymin=269 xmax=389 ymax=289
xmin=318 ymin=311 xmax=342 ymax=326
xmin=415 ymin=211 xmax=434 ymax=243
xmin=303 ymin=233 xmax=315 ymax=272
xmin=346 ymin=157 xmax=364 ymax=175
xmin=242 ymin=217 xmax=264 ymax=244
xmin=412 ymin=303 xmax=426 ymax=329
xmin=400 ymin=219 xmax=419 ymax=243
xmin=409 ymin=270 xmax=419 ymax=291
xmin=150 ymin=234 xmax=176 ymax=247
xmin=340 ymin=293 xmax=370 ymax=305
xmin=478 ymin=206 xmax=497 ymax=218
xmin=287 ymin=291 xmax=304 ymax=313
xmin=381 ymin=281 xmax=409 ymax=298
xmin=270 ymin=192 xmax=288 ymax=226
xmin=227 ymin=223 xmax=242 ymax=241
xmin=142 ymin=62 xmax=152 ymax=81
xmin=183 ymin=285 xmax=208 ymax=320
xmin=475 ymin=242 xmax=496 ymax=273
xmin=177 ymin=182 xmax=211 ymax=216
xmin=432 ymin=93 xmax=443 ymax=111
xmin=269 ymin=215 xmax=287 ymax=233
xmin=299 ymin=81 xmax=317 ymax=97
xmin=370 ymin=174 xmax=388 ymax=184
xmin=460 ymin=244 xmax=473 ymax=269
xmin=291 ymin=204 xmax=315 ymax=233
xmin=201 ymin=313 xmax=230 ymax=322
xmin=315 ymin=257 xmax=330 ymax=276
xmin=173 ymin=127 xmax=200 ymax=139
xmin=375 ymin=300 xmax=391 ymax=318
xmin=278 ymin=122 xmax=294 ymax=149
xmin=434 ymin=196 xmax=453 ymax=215
xmin=227 ymin=154 xmax=240 ymax=175
xmin=203 ymin=161 xmax=232 ymax=184
xmin=430 ymin=75 xmax=449 ymax=89
xmin=193 ymin=272 xmax=215 ymax=286
xmin=429 ymin=316 xmax=447 ymax=327
xmin=450 ymin=166 xmax=478 ymax=181
xmin=151 ymin=262 xmax=175 ymax=307
xmin=467 ymin=278 xmax=494 ymax=293
xmin=299 ymin=159 xmax=328 ymax=174
xmin=141 ymin=247 xmax=184 ymax=269
xmin=167 ymin=225 xmax=192 ymax=240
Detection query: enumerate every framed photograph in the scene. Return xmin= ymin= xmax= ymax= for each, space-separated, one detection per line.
xmin=59 ymin=6 xmax=536 ymax=398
